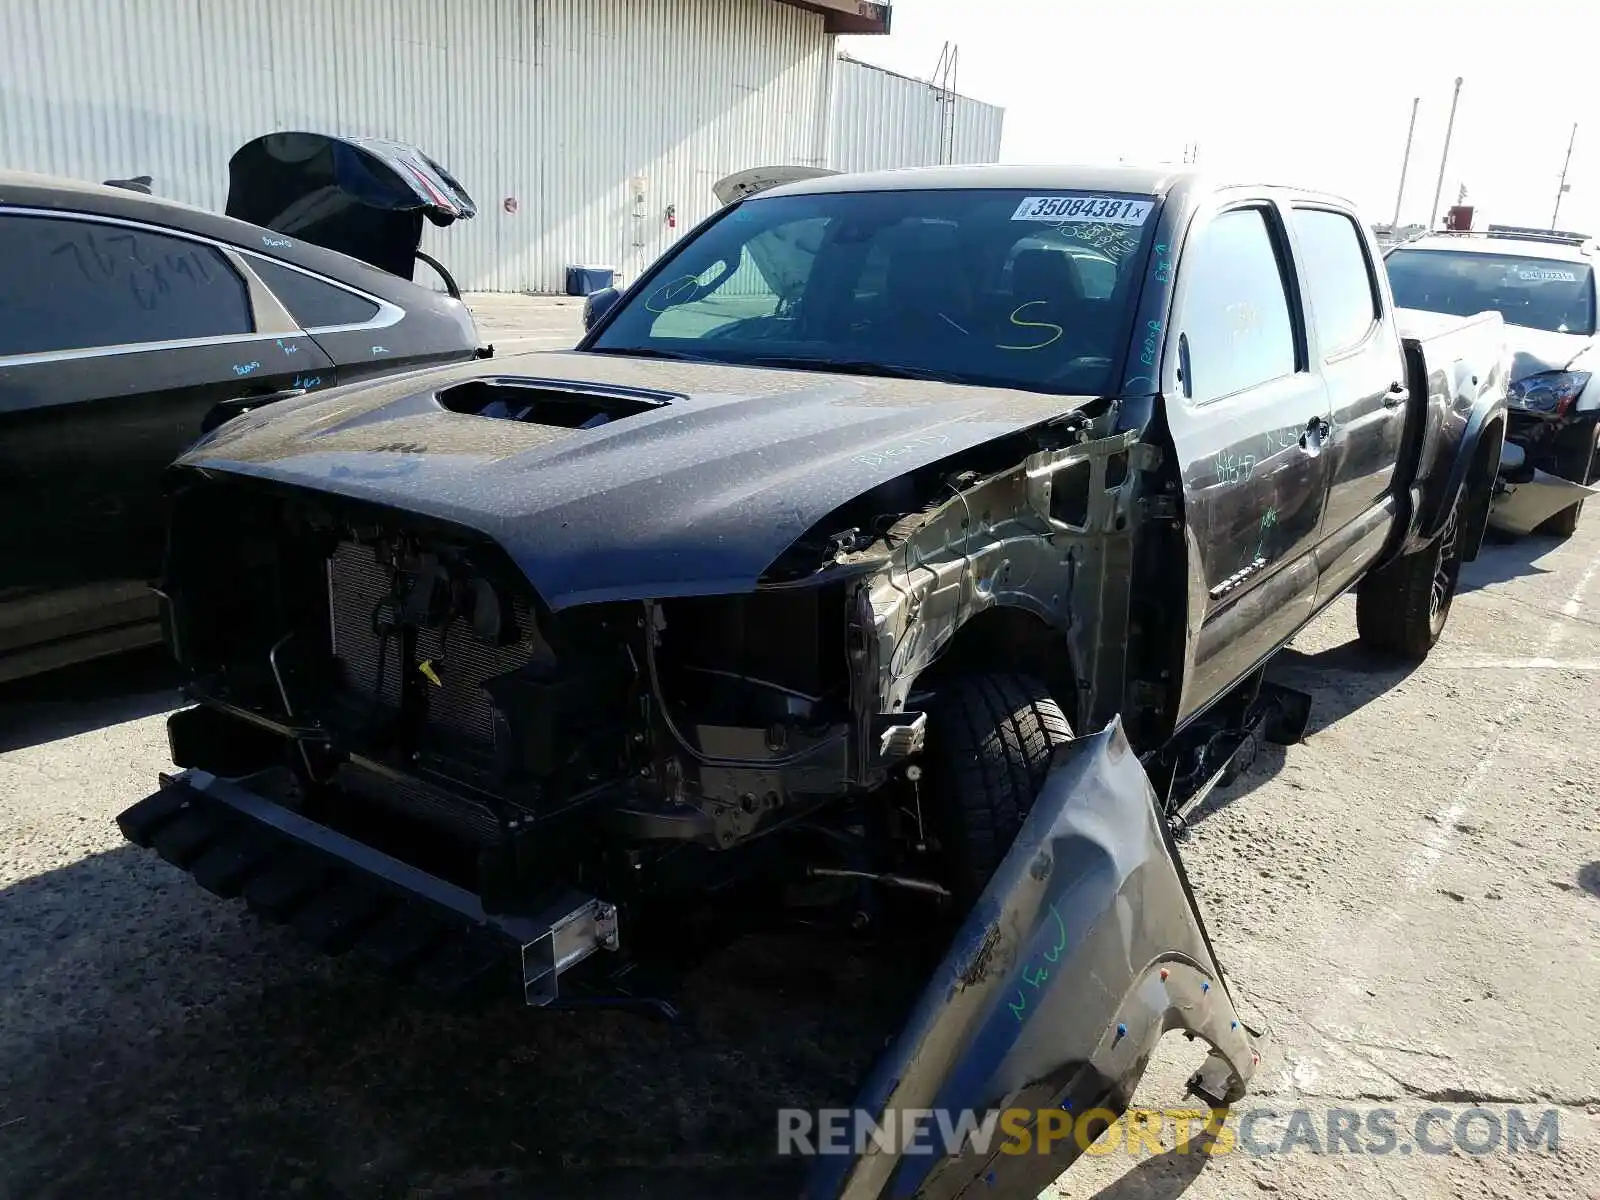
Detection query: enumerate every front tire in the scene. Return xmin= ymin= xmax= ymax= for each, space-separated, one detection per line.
xmin=923 ymin=673 xmax=1074 ymax=904
xmin=1356 ymin=486 xmax=1466 ymax=659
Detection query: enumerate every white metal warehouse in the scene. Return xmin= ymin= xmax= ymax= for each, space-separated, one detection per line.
xmin=1 ymin=0 xmax=1004 ymax=293
xmin=831 ymin=53 xmax=1004 ymax=175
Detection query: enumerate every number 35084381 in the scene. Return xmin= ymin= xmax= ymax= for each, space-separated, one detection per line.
xmin=1011 ymin=195 xmax=1154 ymax=225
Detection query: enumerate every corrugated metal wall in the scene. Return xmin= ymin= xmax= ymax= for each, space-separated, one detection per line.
xmin=0 ymin=0 xmax=834 ymax=292
xmin=829 ymin=55 xmax=1003 ymax=174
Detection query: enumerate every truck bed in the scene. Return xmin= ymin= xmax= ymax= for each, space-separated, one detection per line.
xmin=1392 ymin=305 xmax=1508 ymax=558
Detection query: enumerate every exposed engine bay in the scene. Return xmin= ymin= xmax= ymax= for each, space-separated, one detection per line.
xmin=163 ymin=482 xmax=877 ymax=912
xmin=143 ymin=378 xmax=1293 ymax=1018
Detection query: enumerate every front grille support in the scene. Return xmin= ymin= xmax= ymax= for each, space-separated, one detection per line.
xmin=118 ymin=768 xmax=621 ymax=1006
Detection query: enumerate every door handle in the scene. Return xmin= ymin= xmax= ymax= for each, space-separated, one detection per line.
xmin=1299 ymin=415 xmax=1331 ymax=451
xmin=1382 ymin=382 xmax=1408 ymax=408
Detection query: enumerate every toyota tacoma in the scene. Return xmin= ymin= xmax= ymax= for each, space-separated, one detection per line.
xmin=118 ymin=165 xmax=1508 ymax=1197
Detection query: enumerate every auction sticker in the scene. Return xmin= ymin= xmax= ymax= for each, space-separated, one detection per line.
xmin=1516 ymin=267 xmax=1578 ymax=282
xmin=1012 ymin=195 xmax=1153 ymax=225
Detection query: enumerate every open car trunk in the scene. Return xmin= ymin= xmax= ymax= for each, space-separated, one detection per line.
xmin=226 ymin=131 xmax=476 ymax=280
xmin=711 ymin=164 xmax=840 ymax=207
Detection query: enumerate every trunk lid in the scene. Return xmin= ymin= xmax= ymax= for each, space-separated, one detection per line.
xmin=225 ymin=132 xmax=476 ymax=280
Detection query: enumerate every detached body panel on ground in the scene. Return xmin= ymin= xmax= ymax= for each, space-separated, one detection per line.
xmin=116 ymin=164 xmax=1506 ymax=1197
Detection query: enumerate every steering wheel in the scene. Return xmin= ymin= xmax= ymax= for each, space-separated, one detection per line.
xmin=645 ymin=255 xmax=739 ymax=312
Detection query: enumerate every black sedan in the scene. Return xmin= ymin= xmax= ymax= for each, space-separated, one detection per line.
xmin=0 ymin=158 xmax=486 ymax=684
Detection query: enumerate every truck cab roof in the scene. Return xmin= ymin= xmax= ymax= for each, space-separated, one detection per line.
xmin=757 ymin=162 xmax=1360 ymax=212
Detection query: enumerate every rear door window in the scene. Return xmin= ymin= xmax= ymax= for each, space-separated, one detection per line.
xmin=245 ymin=256 xmax=382 ymax=329
xmin=1292 ymin=208 xmax=1380 ymax=356
xmin=0 ymin=213 xmax=253 ymax=356
xmin=1180 ymin=207 xmax=1299 ymax=403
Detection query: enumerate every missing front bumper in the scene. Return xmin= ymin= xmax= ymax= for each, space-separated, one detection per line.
xmin=116 ymin=769 xmax=619 ymax=1003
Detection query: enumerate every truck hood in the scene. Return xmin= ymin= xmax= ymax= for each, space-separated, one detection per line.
xmin=1504 ymin=324 xmax=1594 ymax=379
xmin=179 ymin=351 xmax=1090 ymax=610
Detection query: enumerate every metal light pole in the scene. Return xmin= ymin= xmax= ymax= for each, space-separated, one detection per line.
xmin=1392 ymin=97 xmax=1421 ymax=231
xmin=1552 ymin=122 xmax=1578 ymax=229
xmin=1428 ymin=76 xmax=1464 ymax=230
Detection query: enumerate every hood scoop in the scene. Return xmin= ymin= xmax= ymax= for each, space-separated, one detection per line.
xmin=437 ymin=377 xmax=677 ymax=430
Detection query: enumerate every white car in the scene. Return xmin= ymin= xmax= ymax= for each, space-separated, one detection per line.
xmin=1386 ymin=226 xmax=1600 ymax=535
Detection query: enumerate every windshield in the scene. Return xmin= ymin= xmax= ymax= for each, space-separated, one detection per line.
xmin=1385 ymin=248 xmax=1597 ymax=336
xmin=588 ymin=188 xmax=1161 ymax=394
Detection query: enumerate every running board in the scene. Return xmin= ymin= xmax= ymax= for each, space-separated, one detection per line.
xmin=117 ymin=769 xmax=619 ymax=1005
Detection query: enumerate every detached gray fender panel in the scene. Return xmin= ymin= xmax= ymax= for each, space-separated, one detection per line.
xmin=803 ymin=718 xmax=1260 ymax=1200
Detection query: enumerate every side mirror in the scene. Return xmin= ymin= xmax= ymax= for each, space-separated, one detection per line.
xmin=583 ymin=287 xmax=621 ymax=332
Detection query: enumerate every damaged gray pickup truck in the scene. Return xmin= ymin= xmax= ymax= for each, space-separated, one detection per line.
xmin=119 ymin=165 xmax=1508 ymax=1197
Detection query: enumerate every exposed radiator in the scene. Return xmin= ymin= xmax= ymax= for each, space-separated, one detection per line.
xmin=326 ymin=540 xmax=542 ymax=751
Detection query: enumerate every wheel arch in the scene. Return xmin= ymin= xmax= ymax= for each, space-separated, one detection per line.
xmin=1460 ymin=414 xmax=1505 ymax=562
xmin=910 ymin=603 xmax=1083 ymax=727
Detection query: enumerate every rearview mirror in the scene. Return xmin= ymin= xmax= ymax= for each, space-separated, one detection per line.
xmin=583 ymin=287 xmax=621 ymax=331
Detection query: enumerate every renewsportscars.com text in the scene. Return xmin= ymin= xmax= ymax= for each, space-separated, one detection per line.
xmin=777 ymin=1104 xmax=1563 ymax=1158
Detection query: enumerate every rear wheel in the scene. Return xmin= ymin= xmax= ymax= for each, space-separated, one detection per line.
xmin=922 ymin=673 xmax=1074 ymax=905
xmin=1356 ymin=486 xmax=1466 ymax=659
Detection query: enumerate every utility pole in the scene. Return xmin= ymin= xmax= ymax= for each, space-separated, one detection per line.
xmin=1552 ymin=122 xmax=1578 ymax=229
xmin=931 ymin=41 xmax=960 ymax=166
xmin=1428 ymin=76 xmax=1464 ymax=230
xmin=1392 ymin=97 xmax=1420 ymax=231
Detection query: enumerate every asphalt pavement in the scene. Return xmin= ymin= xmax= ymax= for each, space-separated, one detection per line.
xmin=1 ymin=296 xmax=1595 ymax=1200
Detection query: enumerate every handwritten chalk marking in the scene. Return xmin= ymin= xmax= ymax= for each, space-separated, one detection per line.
xmin=1007 ymin=902 xmax=1069 ymax=1023
xmin=996 ymin=302 xmax=1063 ymax=350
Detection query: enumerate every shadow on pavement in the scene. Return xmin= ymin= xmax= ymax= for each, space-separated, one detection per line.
xmin=1184 ymin=638 xmax=1419 ymax=827
xmin=1577 ymin=861 xmax=1600 ymax=901
xmin=1185 ymin=525 xmax=1577 ymax=829
xmin=1082 ymin=1122 xmax=1225 ymax=1200
xmin=0 ymin=647 xmax=181 ymax=753
xmin=410 ymin=1164 xmax=809 ymax=1199
xmin=0 ymin=845 xmax=922 ymax=1200
xmin=1456 ymin=528 xmax=1561 ymax=595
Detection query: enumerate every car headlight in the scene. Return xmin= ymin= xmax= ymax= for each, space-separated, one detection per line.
xmin=1508 ymin=370 xmax=1591 ymax=415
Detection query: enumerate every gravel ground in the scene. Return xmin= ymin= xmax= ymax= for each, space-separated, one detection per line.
xmin=2 ymin=297 xmax=1597 ymax=1199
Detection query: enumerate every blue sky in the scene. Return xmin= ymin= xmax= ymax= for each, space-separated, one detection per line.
xmin=843 ymin=0 xmax=1596 ymax=232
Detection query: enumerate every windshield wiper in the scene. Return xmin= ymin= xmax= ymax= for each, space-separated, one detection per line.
xmin=740 ymin=355 xmax=967 ymax=383
xmin=587 ymin=345 xmax=714 ymax=363
xmin=590 ymin=346 xmax=973 ymax=384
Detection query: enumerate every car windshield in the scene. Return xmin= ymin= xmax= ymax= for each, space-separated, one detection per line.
xmin=1385 ymin=247 xmax=1597 ymax=336
xmin=588 ymin=187 xmax=1161 ymax=395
